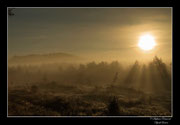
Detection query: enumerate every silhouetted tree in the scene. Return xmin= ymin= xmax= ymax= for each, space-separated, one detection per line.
xmin=124 ymin=61 xmax=140 ymax=87
xmin=139 ymin=64 xmax=147 ymax=90
xmin=112 ymin=72 xmax=118 ymax=84
xmin=153 ymin=56 xmax=171 ymax=91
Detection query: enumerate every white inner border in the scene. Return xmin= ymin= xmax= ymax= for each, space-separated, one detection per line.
xmin=7 ymin=7 xmax=173 ymax=118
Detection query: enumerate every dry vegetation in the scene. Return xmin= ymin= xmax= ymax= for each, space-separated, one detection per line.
xmin=8 ymin=56 xmax=171 ymax=116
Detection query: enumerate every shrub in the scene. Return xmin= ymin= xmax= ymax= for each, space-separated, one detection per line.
xmin=107 ymin=96 xmax=121 ymax=116
xmin=31 ymin=85 xmax=38 ymax=93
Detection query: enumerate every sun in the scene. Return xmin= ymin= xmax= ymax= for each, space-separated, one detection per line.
xmin=138 ymin=34 xmax=156 ymax=51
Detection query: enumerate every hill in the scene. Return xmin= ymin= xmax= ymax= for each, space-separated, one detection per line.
xmin=8 ymin=52 xmax=82 ymax=65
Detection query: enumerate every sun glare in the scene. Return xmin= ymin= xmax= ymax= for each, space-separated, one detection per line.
xmin=138 ymin=34 xmax=156 ymax=51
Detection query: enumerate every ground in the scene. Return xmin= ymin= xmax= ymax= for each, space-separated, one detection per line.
xmin=8 ymin=83 xmax=171 ymax=116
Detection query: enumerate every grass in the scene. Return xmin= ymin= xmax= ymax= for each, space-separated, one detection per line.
xmin=8 ymin=83 xmax=171 ymax=116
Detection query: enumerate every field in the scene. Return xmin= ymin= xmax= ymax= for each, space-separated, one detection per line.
xmin=8 ymin=56 xmax=171 ymax=116
xmin=8 ymin=83 xmax=171 ymax=116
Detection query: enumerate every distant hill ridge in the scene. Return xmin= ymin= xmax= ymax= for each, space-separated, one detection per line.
xmin=9 ymin=52 xmax=81 ymax=64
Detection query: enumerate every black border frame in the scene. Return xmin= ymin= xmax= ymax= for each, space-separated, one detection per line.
xmin=1 ymin=0 xmax=178 ymax=124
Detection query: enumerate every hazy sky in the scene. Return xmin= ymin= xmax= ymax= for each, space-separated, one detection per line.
xmin=8 ymin=8 xmax=172 ymax=62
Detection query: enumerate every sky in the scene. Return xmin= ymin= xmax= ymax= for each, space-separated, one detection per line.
xmin=8 ymin=8 xmax=172 ymax=63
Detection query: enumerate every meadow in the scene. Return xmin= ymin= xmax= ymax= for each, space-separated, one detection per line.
xmin=8 ymin=56 xmax=171 ymax=116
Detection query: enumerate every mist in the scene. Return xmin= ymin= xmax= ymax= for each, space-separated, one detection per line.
xmin=8 ymin=8 xmax=172 ymax=116
xmin=8 ymin=55 xmax=171 ymax=116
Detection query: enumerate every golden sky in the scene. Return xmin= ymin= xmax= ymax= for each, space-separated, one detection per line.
xmin=8 ymin=8 xmax=172 ymax=63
